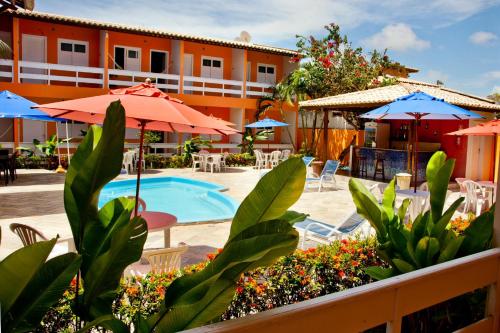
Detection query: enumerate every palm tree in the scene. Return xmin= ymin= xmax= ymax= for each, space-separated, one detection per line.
xmin=0 ymin=39 xmax=12 ymax=58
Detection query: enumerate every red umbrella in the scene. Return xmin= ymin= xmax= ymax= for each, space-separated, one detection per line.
xmin=34 ymin=83 xmax=239 ymax=215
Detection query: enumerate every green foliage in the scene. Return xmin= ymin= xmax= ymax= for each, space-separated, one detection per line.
xmin=33 ymin=134 xmax=69 ymax=157
xmin=63 ymin=100 xmax=148 ymax=326
xmin=349 ymin=151 xmax=494 ymax=280
xmin=140 ymin=157 xmax=306 ymax=332
xmin=142 ymin=131 xmax=162 ymax=145
xmin=0 ymin=240 xmax=81 ymax=332
xmin=238 ymin=129 xmax=272 ymax=155
xmin=180 ymin=136 xmax=212 ymax=163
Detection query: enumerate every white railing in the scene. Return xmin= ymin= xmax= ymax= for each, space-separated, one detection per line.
xmin=0 ymin=59 xmax=14 ymax=81
xmin=183 ymin=76 xmax=243 ymax=97
xmin=18 ymin=61 xmax=104 ymax=87
xmin=254 ymin=143 xmax=294 ymax=150
xmin=246 ymin=81 xmax=274 ymax=97
xmin=183 ymin=248 xmax=500 ymax=333
xmin=108 ymin=69 xmax=180 ymax=93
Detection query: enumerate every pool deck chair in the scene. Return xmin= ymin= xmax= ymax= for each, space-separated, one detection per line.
xmin=295 ymin=213 xmax=368 ymax=248
xmin=302 ymin=156 xmax=315 ymax=167
xmin=305 ymin=160 xmax=340 ymax=192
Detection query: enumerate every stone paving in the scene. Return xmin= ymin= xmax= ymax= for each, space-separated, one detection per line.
xmin=1 ymin=166 xmax=461 ymax=268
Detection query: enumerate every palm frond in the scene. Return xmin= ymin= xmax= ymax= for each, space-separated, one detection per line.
xmin=0 ymin=39 xmax=12 ymax=59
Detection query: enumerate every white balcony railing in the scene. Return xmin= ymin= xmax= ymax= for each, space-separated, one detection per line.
xmin=246 ymin=81 xmax=274 ymax=97
xmin=183 ymin=76 xmax=244 ymax=97
xmin=0 ymin=59 xmax=14 ymax=81
xmin=183 ymin=248 xmax=500 ymax=333
xmin=18 ymin=61 xmax=104 ymax=87
xmin=108 ymin=69 xmax=180 ymax=93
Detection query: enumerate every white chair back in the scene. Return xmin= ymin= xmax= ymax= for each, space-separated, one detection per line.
xmin=199 ymin=150 xmax=209 ymax=155
xmin=463 ymin=180 xmax=482 ymax=208
xmin=270 ymin=150 xmax=281 ymax=161
xmin=143 ymin=245 xmax=188 ymax=274
xmin=281 ymin=149 xmax=291 ymax=160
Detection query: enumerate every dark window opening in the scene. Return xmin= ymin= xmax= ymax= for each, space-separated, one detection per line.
xmin=212 ymin=60 xmax=221 ymax=68
xmin=202 ymin=59 xmax=212 ymax=67
xmin=61 ymin=43 xmax=72 ymax=52
xmin=267 ymin=67 xmax=274 ymax=74
xmin=74 ymin=44 xmax=86 ymax=53
xmin=115 ymin=47 xmax=125 ymax=69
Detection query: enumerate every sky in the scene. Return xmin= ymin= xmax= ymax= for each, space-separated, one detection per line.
xmin=36 ymin=0 xmax=500 ymax=98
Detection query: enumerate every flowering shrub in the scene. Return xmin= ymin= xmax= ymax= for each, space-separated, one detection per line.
xmin=144 ymin=154 xmax=187 ymax=168
xmin=450 ymin=213 xmax=476 ymax=235
xmin=224 ymin=153 xmax=255 ymax=166
xmin=38 ymin=238 xmax=382 ymax=331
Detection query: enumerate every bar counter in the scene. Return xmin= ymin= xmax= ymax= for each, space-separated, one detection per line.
xmin=353 ymin=146 xmax=436 ymax=181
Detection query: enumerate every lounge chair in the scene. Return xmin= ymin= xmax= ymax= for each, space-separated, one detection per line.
xmin=305 ymin=160 xmax=340 ymax=192
xmin=302 ymin=156 xmax=314 ymax=167
xmin=295 ymin=213 xmax=369 ymax=248
xmin=9 ymin=223 xmax=75 ymax=258
xmin=143 ymin=245 xmax=188 ymax=274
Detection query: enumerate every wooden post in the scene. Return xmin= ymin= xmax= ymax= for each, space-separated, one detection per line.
xmin=323 ymin=108 xmax=329 ymax=162
xmin=179 ymin=40 xmax=185 ymax=94
xmin=102 ymin=30 xmax=109 ymax=89
xmin=12 ymin=17 xmax=19 ymax=83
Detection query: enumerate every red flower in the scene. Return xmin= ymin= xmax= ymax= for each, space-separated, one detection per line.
xmin=207 ymin=253 xmax=215 ymax=260
xmin=236 ymin=286 xmax=244 ymax=294
xmin=329 ymin=50 xmax=335 ymax=57
xmin=328 ymin=41 xmax=334 ymax=48
xmin=217 ymin=248 xmax=223 ymax=254
xmin=351 ymin=260 xmax=360 ymax=267
xmin=339 ymin=270 xmax=346 ymax=279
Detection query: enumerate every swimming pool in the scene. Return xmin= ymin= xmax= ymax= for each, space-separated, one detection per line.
xmin=99 ymin=177 xmax=238 ymax=223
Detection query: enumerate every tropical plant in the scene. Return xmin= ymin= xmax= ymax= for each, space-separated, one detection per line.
xmin=33 ymin=134 xmax=70 ymax=157
xmin=180 ymin=136 xmax=212 ymax=163
xmin=142 ymin=131 xmax=162 ymax=145
xmin=62 ymin=101 xmax=149 ymax=331
xmin=0 ymin=38 xmax=12 ymax=59
xmin=0 ymin=239 xmax=81 ymax=332
xmin=238 ymin=128 xmax=272 ymax=155
xmin=349 ymin=151 xmax=494 ymax=280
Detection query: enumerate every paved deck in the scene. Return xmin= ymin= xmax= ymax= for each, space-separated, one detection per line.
xmin=0 ymin=166 xmax=461 ymax=267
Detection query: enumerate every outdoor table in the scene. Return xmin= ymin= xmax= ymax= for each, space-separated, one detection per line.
xmin=396 ymin=189 xmax=430 ymax=222
xmin=477 ymin=181 xmax=497 ymax=208
xmin=135 ymin=211 xmax=177 ymax=248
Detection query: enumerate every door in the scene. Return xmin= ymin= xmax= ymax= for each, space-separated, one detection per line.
xmin=22 ymin=34 xmax=46 ymax=83
xmin=257 ymin=64 xmax=276 ymax=84
xmin=23 ymin=120 xmax=46 ymax=144
xmin=114 ymin=46 xmax=141 ymax=71
xmin=183 ymin=53 xmax=193 ymax=94
xmin=466 ymin=135 xmax=494 ymax=180
xmin=201 ymin=56 xmax=223 ymax=79
xmin=150 ymin=50 xmax=168 ymax=85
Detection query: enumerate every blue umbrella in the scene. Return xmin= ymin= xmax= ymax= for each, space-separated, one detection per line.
xmin=360 ymin=91 xmax=482 ymax=191
xmin=245 ymin=117 xmax=288 ymax=128
xmin=245 ymin=118 xmax=288 ymax=151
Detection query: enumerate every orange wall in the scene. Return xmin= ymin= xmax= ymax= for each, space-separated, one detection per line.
xmin=19 ymin=18 xmax=101 ymax=67
xmin=184 ymin=41 xmax=233 ymax=79
xmin=192 ymin=106 xmax=231 ymax=143
xmin=247 ymin=50 xmax=284 ymax=82
xmin=107 ymin=31 xmax=171 ymax=72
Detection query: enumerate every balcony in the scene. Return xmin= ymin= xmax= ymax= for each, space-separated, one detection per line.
xmin=1 ymin=60 xmax=275 ymax=98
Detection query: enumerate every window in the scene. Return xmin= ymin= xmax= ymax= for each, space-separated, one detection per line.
xmin=114 ymin=46 xmax=141 ymax=71
xmin=58 ymin=39 xmax=89 ymax=66
xmin=201 ymin=56 xmax=223 ymax=79
xmin=257 ymin=63 xmax=276 ymax=84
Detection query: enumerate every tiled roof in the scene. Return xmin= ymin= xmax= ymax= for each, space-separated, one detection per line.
xmin=299 ymin=77 xmax=500 ymax=111
xmin=5 ymin=9 xmax=297 ymax=56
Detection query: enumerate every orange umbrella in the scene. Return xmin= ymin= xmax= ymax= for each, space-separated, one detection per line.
xmin=34 ymin=83 xmax=238 ymax=215
xmin=208 ymin=114 xmax=236 ymax=127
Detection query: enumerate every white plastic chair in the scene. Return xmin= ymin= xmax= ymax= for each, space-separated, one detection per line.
xmin=122 ymin=152 xmax=134 ymax=174
xmin=254 ymin=150 xmax=266 ymax=170
xmin=206 ymin=154 xmax=222 ymax=173
xmin=280 ymin=149 xmax=291 ymax=162
xmin=192 ymin=153 xmax=203 ymax=171
xmin=133 ymin=148 xmax=146 ymax=171
xmin=221 ymin=152 xmax=229 ymax=171
xmin=455 ymin=177 xmax=468 ymax=197
xmin=143 ymin=245 xmax=188 ymax=274
xmin=462 ymin=180 xmax=486 ymax=215
xmin=269 ymin=150 xmax=282 ymax=168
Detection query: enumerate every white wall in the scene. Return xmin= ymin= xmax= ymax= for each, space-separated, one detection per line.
xmin=170 ymin=40 xmax=181 ymax=75
xmin=229 ymin=107 xmax=244 ymax=144
xmin=231 ymin=49 xmax=245 ymax=81
xmin=281 ymin=111 xmax=296 ymax=145
xmin=283 ymin=56 xmax=298 ymax=78
xmin=99 ymin=30 xmax=106 ymax=68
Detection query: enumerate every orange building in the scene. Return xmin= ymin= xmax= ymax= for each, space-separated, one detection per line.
xmin=0 ymin=10 xmax=298 ymax=152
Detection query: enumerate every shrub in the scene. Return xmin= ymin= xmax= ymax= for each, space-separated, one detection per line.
xmin=224 ymin=153 xmax=255 ymax=166
xmin=37 ymin=237 xmax=383 ymax=331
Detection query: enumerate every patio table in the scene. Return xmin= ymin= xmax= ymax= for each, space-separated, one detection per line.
xmin=396 ymin=189 xmax=430 ymax=222
xmin=135 ymin=211 xmax=177 ymax=248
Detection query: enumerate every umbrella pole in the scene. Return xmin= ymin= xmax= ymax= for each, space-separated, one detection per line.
xmin=65 ymin=121 xmax=71 ymax=165
xmin=55 ymin=123 xmax=65 ymax=173
xmin=414 ymin=118 xmax=419 ymax=193
xmin=134 ymin=121 xmax=146 ymax=217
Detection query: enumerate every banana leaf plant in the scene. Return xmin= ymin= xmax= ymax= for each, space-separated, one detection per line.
xmin=64 ymin=101 xmax=148 ymax=331
xmin=349 ymin=151 xmax=494 ymax=280
xmin=139 ymin=157 xmax=306 ymax=332
xmin=0 ymin=239 xmax=81 ymax=333
xmin=180 ymin=136 xmax=213 ymax=164
xmin=33 ymin=134 xmax=70 ymax=157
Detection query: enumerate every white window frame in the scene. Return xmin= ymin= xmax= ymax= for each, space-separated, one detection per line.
xmin=201 ymin=56 xmax=224 ymax=79
xmin=114 ymin=45 xmax=142 ymax=71
xmin=57 ymin=38 xmax=89 ymax=66
xmin=257 ymin=63 xmax=276 ymax=84
xmin=150 ymin=49 xmax=169 ymax=74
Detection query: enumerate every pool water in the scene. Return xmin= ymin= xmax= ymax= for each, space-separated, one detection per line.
xmin=99 ymin=177 xmax=238 ymax=223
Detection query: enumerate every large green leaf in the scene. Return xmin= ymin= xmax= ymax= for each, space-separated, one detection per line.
xmin=349 ymin=179 xmax=385 ymax=238
xmin=147 ymin=219 xmax=299 ymax=333
xmin=5 ymin=253 xmax=82 ymax=333
xmin=228 ymin=157 xmax=305 ymax=241
xmin=392 ymin=258 xmax=415 ymax=274
xmin=0 ymin=240 xmax=55 ymax=317
xmin=459 ymin=207 xmax=495 ymax=256
xmin=426 ymin=151 xmax=446 ymax=187
xmin=415 ymin=236 xmax=440 ymax=267
xmin=64 ymin=101 xmax=126 ymax=251
xmin=437 ymin=236 xmax=464 ymax=264
xmin=431 ymin=197 xmax=464 ymax=237
xmin=381 ymin=179 xmax=396 ymax=221
xmin=365 ymin=266 xmax=396 ymax=280
xmin=429 ymin=159 xmax=455 ymax=222
xmin=397 ymin=198 xmax=411 ymax=222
